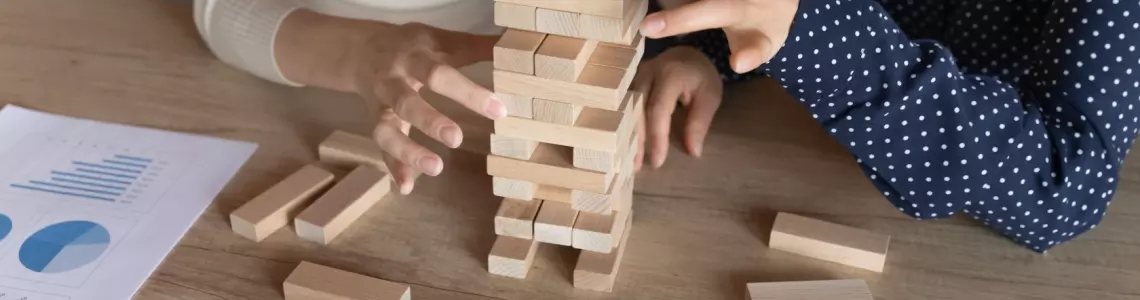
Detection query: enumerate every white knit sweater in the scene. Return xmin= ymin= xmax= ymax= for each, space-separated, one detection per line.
xmin=192 ymin=0 xmax=498 ymax=86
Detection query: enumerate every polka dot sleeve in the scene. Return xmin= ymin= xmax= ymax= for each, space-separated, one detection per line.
xmin=681 ymin=0 xmax=1140 ymax=252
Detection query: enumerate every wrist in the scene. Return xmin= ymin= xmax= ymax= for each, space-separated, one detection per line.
xmin=275 ymin=9 xmax=385 ymax=93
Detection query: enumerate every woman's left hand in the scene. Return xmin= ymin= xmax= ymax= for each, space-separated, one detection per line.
xmin=639 ymin=0 xmax=799 ymax=73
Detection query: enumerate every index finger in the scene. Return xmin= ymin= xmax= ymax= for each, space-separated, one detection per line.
xmin=640 ymin=0 xmax=743 ymax=38
xmin=403 ymin=52 xmax=507 ymax=120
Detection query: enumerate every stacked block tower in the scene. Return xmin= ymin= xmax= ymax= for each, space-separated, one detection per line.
xmin=487 ymin=0 xmax=648 ymax=292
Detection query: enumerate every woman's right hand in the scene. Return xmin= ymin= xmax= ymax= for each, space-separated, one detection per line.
xmin=345 ymin=22 xmax=504 ymax=194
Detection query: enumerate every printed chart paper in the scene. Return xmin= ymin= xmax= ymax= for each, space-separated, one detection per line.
xmin=0 ymin=105 xmax=257 ymax=300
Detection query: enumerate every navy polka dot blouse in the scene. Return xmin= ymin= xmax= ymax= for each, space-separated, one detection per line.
xmin=655 ymin=0 xmax=1140 ymax=252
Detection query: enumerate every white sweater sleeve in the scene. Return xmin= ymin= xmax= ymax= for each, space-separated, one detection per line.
xmin=193 ymin=0 xmax=304 ymax=86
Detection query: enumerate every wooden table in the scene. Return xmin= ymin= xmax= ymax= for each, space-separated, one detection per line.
xmin=4 ymin=1 xmax=1140 ymax=299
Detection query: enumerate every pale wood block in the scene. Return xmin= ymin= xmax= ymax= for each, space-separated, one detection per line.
xmin=490 ymin=133 xmax=538 ymax=160
xmin=573 ymin=210 xmax=633 ymax=292
xmin=230 ymin=164 xmax=335 ymax=242
xmin=572 ymin=207 xmax=631 ymax=253
xmin=318 ymin=130 xmax=388 ymax=173
xmin=495 ymin=198 xmax=543 ymax=239
xmin=573 ymin=105 xmax=641 ymax=173
xmin=533 ymin=200 xmax=578 ymax=246
xmin=534 ymin=34 xmax=597 ymax=82
xmin=536 ymin=8 xmax=580 ymax=37
xmin=294 ymin=166 xmax=392 ymax=245
xmin=495 ymin=90 xmax=642 ymax=153
xmin=497 ymin=92 xmax=534 ymax=119
xmin=588 ymin=34 xmax=645 ymax=72
xmin=572 ymin=166 xmax=634 ymax=215
xmin=534 ymin=184 xmax=571 ymax=203
xmin=770 ymin=213 xmax=891 ymax=272
xmin=487 ymin=143 xmax=615 ymax=194
xmin=496 ymin=0 xmax=629 ymax=18
xmin=533 ymin=98 xmax=584 ymax=126
xmin=283 ymin=261 xmax=411 ymax=300
xmin=488 ymin=235 xmax=540 ymax=279
xmin=579 ymin=0 xmax=646 ymax=44
xmin=493 ymin=68 xmax=630 ymax=111
xmin=492 ymin=176 xmax=537 ymax=200
xmin=494 ymin=29 xmax=546 ymax=74
xmin=494 ymin=1 xmax=536 ymax=30
xmin=746 ymin=279 xmax=873 ymax=300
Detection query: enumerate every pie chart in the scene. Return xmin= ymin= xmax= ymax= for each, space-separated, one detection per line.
xmin=19 ymin=220 xmax=110 ymax=273
xmin=0 ymin=213 xmax=11 ymax=241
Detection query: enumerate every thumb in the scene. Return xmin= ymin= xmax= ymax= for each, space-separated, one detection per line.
xmin=724 ymin=29 xmax=775 ymax=73
xmin=682 ymin=85 xmax=722 ymax=157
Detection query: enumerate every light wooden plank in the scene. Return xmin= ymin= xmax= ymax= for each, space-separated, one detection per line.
xmin=494 ymin=2 xmax=537 ymax=30
xmin=497 ymin=92 xmax=534 ymax=119
xmin=294 ymin=166 xmax=392 ymax=245
xmin=534 ymin=200 xmax=578 ymax=246
xmin=573 ymin=211 xmax=634 ymax=292
xmin=490 ymin=133 xmax=538 ymax=160
xmin=770 ymin=213 xmax=891 ymax=272
xmin=746 ymin=280 xmax=873 ymax=300
xmin=572 ymin=207 xmax=631 ymax=253
xmin=495 ymin=0 xmax=629 ymax=18
xmin=487 ymin=143 xmax=615 ymax=194
xmin=495 ymin=198 xmax=543 ymax=239
xmin=494 ymin=90 xmax=642 ymax=153
xmin=493 ymin=67 xmax=630 ymax=111
xmin=488 ymin=235 xmax=540 ymax=279
xmin=533 ymin=98 xmax=584 ymax=126
xmin=230 ymin=164 xmax=334 ymax=242
xmin=492 ymin=176 xmax=537 ymax=200
xmin=493 ymin=29 xmax=546 ymax=74
xmin=579 ymin=0 xmax=646 ymax=44
xmin=535 ymin=35 xmax=597 ymax=82
xmin=536 ymin=8 xmax=580 ymax=37
xmin=284 ymin=261 xmax=411 ymax=300
xmin=318 ymin=130 xmax=389 ymax=173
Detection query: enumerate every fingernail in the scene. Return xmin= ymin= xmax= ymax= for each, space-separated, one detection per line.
xmin=439 ymin=125 xmax=462 ymax=148
xmin=484 ymin=97 xmax=507 ymax=119
xmin=400 ymin=180 xmax=413 ymax=195
xmin=693 ymin=144 xmax=703 ymax=157
xmin=417 ymin=156 xmax=443 ymax=176
xmin=640 ymin=15 xmax=665 ymax=35
xmin=733 ymin=56 xmax=753 ymax=74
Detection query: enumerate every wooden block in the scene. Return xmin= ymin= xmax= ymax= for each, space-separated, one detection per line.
xmin=491 ymin=133 xmax=538 ymax=160
xmin=294 ymin=166 xmax=392 ymax=245
xmin=495 ymin=90 xmax=642 ymax=153
xmin=318 ymin=130 xmax=388 ymax=173
xmin=572 ymin=166 xmax=634 ymax=215
xmin=283 ymin=261 xmax=411 ymax=300
xmin=536 ymin=8 xmax=580 ymax=37
xmin=587 ymin=34 xmax=645 ymax=71
xmin=535 ymin=35 xmax=597 ymax=82
xmin=493 ymin=67 xmax=629 ymax=111
xmin=497 ymin=92 xmax=534 ymax=119
xmin=573 ymin=104 xmax=641 ymax=173
xmin=746 ymin=279 xmax=873 ymax=300
xmin=496 ymin=0 xmax=629 ymax=18
xmin=230 ymin=164 xmax=335 ymax=242
xmin=533 ymin=98 xmax=584 ymax=126
xmin=579 ymin=0 xmax=647 ymax=44
xmin=487 ymin=143 xmax=615 ymax=194
xmin=534 ymin=184 xmax=572 ymax=203
xmin=534 ymin=201 xmax=578 ymax=246
xmin=572 ymin=207 xmax=631 ymax=253
xmin=494 ymin=29 xmax=546 ymax=74
xmin=573 ymin=211 xmax=633 ymax=292
xmin=489 ymin=235 xmax=540 ymax=279
xmin=495 ymin=198 xmax=543 ymax=239
xmin=494 ymin=1 xmax=536 ymax=30
xmin=770 ymin=213 xmax=891 ymax=272
xmin=492 ymin=176 xmax=537 ymax=200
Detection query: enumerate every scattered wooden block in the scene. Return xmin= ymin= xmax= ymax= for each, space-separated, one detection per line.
xmin=572 ymin=207 xmax=631 ymax=253
xmin=746 ymin=279 xmax=873 ymax=300
xmin=536 ymin=8 xmax=580 ymax=37
xmin=493 ymin=68 xmax=629 ymax=111
xmin=533 ymin=98 xmax=584 ymax=126
xmin=533 ymin=184 xmax=572 ymax=203
xmin=489 ymin=235 xmax=540 ymax=279
xmin=294 ymin=166 xmax=392 ymax=245
xmin=769 ymin=213 xmax=891 ymax=272
xmin=494 ymin=29 xmax=546 ymax=74
xmin=496 ymin=0 xmax=630 ymax=19
xmin=487 ymin=143 xmax=615 ymax=194
xmin=318 ymin=130 xmax=388 ymax=173
xmin=535 ymin=35 xmax=597 ymax=82
xmin=283 ymin=261 xmax=411 ymax=300
xmin=494 ymin=1 xmax=537 ymax=30
xmin=495 ymin=198 xmax=543 ymax=239
xmin=579 ymin=0 xmax=646 ymax=44
xmin=573 ymin=211 xmax=633 ymax=292
xmin=497 ymin=92 xmax=534 ymax=119
xmin=492 ymin=176 xmax=537 ymax=200
xmin=230 ymin=164 xmax=335 ymax=242
xmin=534 ymin=201 xmax=579 ymax=246
xmin=490 ymin=134 xmax=538 ymax=160
xmin=495 ymin=90 xmax=642 ymax=153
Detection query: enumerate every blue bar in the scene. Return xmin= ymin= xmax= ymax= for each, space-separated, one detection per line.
xmin=29 ymin=181 xmax=121 ymax=196
xmin=113 ymin=155 xmax=152 ymax=163
xmin=51 ymin=171 xmax=132 ymax=185
xmin=10 ymin=184 xmax=115 ymax=202
xmin=74 ymin=168 xmax=138 ymax=180
xmin=50 ymin=177 xmax=127 ymax=191
xmin=102 ymin=159 xmax=148 ymax=169
xmin=73 ymin=161 xmax=142 ymax=173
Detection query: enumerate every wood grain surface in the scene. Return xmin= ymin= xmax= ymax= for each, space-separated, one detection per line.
xmin=3 ymin=1 xmax=1140 ymax=299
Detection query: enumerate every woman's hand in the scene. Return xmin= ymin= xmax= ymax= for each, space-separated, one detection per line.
xmin=639 ymin=0 xmax=799 ymax=73
xmin=276 ymin=10 xmax=503 ymax=195
xmin=633 ymin=46 xmax=723 ymax=170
